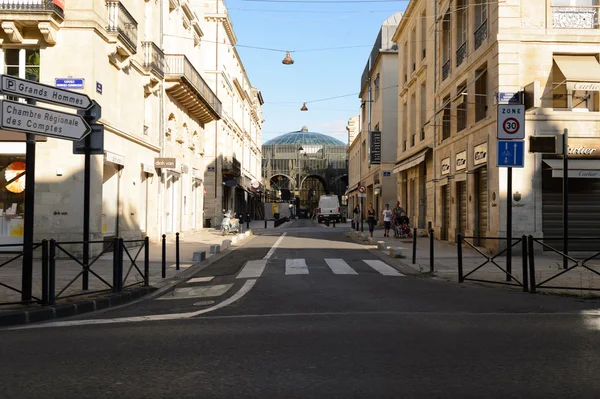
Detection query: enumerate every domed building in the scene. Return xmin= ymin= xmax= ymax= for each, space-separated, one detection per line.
xmin=262 ymin=126 xmax=348 ymax=218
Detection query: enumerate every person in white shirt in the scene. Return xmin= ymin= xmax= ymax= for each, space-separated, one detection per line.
xmin=382 ymin=203 xmax=392 ymax=237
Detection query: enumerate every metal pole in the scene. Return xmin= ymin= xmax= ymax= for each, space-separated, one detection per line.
xmin=429 ymin=228 xmax=434 ymax=273
xmin=161 ymin=234 xmax=166 ymax=278
xmin=457 ymin=233 xmax=463 ymax=282
xmin=175 ymin=232 xmax=180 ymax=271
xmin=528 ymin=235 xmax=537 ymax=293
xmin=21 ymin=76 xmax=37 ymax=301
xmin=361 ymin=197 xmax=364 ymax=232
xmin=412 ymin=227 xmax=417 ymax=264
xmin=247 ymin=213 xmax=250 ymax=229
xmin=82 ymin=133 xmax=91 ymax=290
xmin=112 ymin=237 xmax=119 ymax=292
xmin=41 ymin=239 xmax=49 ymax=305
xmin=506 ymin=167 xmax=512 ymax=282
xmin=118 ymin=238 xmax=124 ymax=292
xmin=144 ymin=236 xmax=150 ymax=287
xmin=563 ymin=128 xmax=569 ymax=270
xmin=521 ymin=235 xmax=528 ymax=292
xmin=49 ymin=239 xmax=56 ymax=305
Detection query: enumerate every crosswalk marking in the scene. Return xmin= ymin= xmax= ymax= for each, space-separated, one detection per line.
xmin=363 ymin=260 xmax=405 ymax=276
xmin=325 ymin=258 xmax=358 ymax=275
xmin=237 ymin=260 xmax=268 ymax=279
xmin=286 ymin=258 xmax=309 ymax=275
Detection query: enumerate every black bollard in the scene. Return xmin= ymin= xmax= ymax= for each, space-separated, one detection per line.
xmin=161 ymin=234 xmax=166 ymax=278
xmin=264 ymin=220 xmax=267 ymax=228
xmin=412 ymin=228 xmax=417 ymax=264
xmin=175 ymin=232 xmax=180 ymax=271
xmin=429 ymin=228 xmax=434 ymax=273
xmin=247 ymin=214 xmax=250 ymax=229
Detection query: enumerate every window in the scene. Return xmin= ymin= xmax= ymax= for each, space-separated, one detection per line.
xmin=362 ymin=140 xmax=366 ymax=160
xmin=442 ymin=95 xmax=451 ymax=140
xmin=552 ymin=60 xmax=599 ymax=111
xmin=456 ymin=0 xmax=468 ymax=67
xmin=474 ymin=0 xmax=488 ymax=49
xmin=411 ymin=27 xmax=417 ymax=72
xmin=420 ymin=83 xmax=427 ymax=140
xmin=456 ymin=82 xmax=467 ymax=132
xmin=410 ymin=92 xmax=416 ymax=145
xmin=475 ymin=67 xmax=488 ymax=121
xmin=421 ymin=11 xmax=427 ymax=60
xmin=4 ymin=49 xmax=40 ymax=81
xmin=441 ymin=12 xmax=451 ymax=80
xmin=374 ymin=73 xmax=380 ymax=101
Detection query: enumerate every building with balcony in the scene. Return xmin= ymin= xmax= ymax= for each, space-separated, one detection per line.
xmin=262 ymin=126 xmax=347 ymax=218
xmin=392 ymin=0 xmax=600 ymax=251
xmin=0 ymin=0 xmax=261 ymax=252
xmin=355 ymin=12 xmax=402 ymax=221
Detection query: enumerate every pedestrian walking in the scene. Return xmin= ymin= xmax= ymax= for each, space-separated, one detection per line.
xmin=382 ymin=203 xmax=392 ymax=237
xmin=353 ymin=205 xmax=360 ymax=228
xmin=367 ymin=203 xmax=376 ymax=237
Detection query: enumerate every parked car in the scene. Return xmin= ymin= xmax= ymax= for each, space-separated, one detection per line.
xmin=316 ymin=195 xmax=341 ymax=223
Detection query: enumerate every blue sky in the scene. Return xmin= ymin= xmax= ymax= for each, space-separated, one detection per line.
xmin=227 ymin=0 xmax=409 ymax=144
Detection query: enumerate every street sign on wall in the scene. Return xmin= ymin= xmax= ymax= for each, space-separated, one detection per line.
xmin=497 ymin=104 xmax=525 ymax=140
xmin=0 ymin=100 xmax=92 ymax=141
xmin=497 ymin=140 xmax=525 ymax=168
xmin=370 ymin=130 xmax=381 ymax=164
xmin=0 ymin=74 xmax=92 ymax=110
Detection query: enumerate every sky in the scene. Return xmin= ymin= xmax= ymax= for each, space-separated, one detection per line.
xmin=226 ymin=0 xmax=409 ymax=144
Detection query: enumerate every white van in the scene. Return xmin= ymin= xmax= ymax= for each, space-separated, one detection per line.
xmin=316 ymin=194 xmax=340 ymax=223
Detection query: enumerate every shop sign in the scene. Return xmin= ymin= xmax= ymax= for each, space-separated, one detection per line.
xmin=567 ymin=82 xmax=600 ymax=92
xmin=141 ymin=163 xmax=154 ymax=174
xmin=105 ymin=151 xmax=125 ymax=166
xmin=456 ymin=151 xmax=467 ymax=171
xmin=369 ymin=131 xmax=381 ymax=165
xmin=181 ymin=164 xmax=189 ymax=174
xmin=441 ymin=157 xmax=450 ymax=176
xmin=567 ymin=138 xmax=600 ymax=158
xmin=154 ymin=157 xmax=177 ymax=169
xmin=474 ymin=142 xmax=488 ymax=165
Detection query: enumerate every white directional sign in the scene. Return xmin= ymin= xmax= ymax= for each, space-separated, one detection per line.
xmin=0 ymin=74 xmax=92 ymax=110
xmin=0 ymin=100 xmax=92 ymax=141
xmin=497 ymin=104 xmax=525 ymax=140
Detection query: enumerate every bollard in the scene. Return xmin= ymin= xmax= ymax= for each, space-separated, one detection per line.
xmin=528 ymin=235 xmax=536 ymax=293
xmin=41 ymin=239 xmax=49 ymax=305
xmin=112 ymin=237 xmax=120 ymax=292
xmin=247 ymin=214 xmax=250 ymax=229
xmin=429 ymin=228 xmax=434 ymax=273
xmin=412 ymin=228 xmax=417 ymax=264
xmin=117 ymin=238 xmax=124 ymax=292
xmin=49 ymin=239 xmax=56 ymax=305
xmin=161 ymin=234 xmax=166 ymax=279
xmin=265 ymin=220 xmax=267 ymax=229
xmin=144 ymin=236 xmax=150 ymax=287
xmin=333 ymin=220 xmax=336 ymax=228
xmin=175 ymin=232 xmax=180 ymax=271
xmin=521 ymin=235 xmax=528 ymax=292
xmin=457 ymin=234 xmax=463 ymax=282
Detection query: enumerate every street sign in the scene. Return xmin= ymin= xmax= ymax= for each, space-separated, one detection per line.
xmin=0 ymin=99 xmax=92 ymax=141
xmin=358 ymin=193 xmax=367 ymax=198
xmin=0 ymin=74 xmax=92 ymax=110
xmin=497 ymin=140 xmax=525 ymax=168
xmin=497 ymin=104 xmax=525 ymax=140
xmin=55 ymin=78 xmax=85 ymax=90
xmin=73 ymin=124 xmax=104 ymax=154
xmin=358 ymin=185 xmax=366 ymax=194
xmin=496 ymin=92 xmax=521 ymax=104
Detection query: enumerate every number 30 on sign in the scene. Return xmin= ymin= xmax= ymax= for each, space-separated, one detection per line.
xmin=497 ymin=104 xmax=525 ymax=140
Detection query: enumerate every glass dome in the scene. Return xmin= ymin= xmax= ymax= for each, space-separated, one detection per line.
xmin=264 ymin=126 xmax=345 ymax=146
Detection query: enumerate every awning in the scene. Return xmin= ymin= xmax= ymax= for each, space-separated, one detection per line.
xmin=543 ymin=159 xmax=600 ymax=178
xmin=393 ymin=148 xmax=430 ymax=174
xmin=554 ymin=55 xmax=600 ymax=90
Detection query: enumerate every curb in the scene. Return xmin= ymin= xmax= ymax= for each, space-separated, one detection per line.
xmin=0 ymin=232 xmax=257 ymax=328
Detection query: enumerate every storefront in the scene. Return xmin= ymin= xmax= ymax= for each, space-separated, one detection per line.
xmin=541 ymin=137 xmax=600 ymax=251
xmin=0 ymin=143 xmax=26 ymax=250
xmin=455 ymin=150 xmax=468 ymax=237
xmin=471 ymin=142 xmax=488 ymax=247
xmin=440 ymin=157 xmax=450 ymax=241
xmin=392 ymin=148 xmax=430 ymax=230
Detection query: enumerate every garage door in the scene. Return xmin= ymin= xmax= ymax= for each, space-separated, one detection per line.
xmin=542 ymin=168 xmax=600 ymax=251
xmin=476 ymin=167 xmax=488 ymax=246
xmin=457 ymin=181 xmax=467 ymax=236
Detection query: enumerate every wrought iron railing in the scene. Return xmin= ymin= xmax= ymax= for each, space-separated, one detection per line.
xmin=552 ymin=6 xmax=599 ymax=29
xmin=456 ymin=41 xmax=467 ymax=67
xmin=0 ymin=241 xmax=47 ymax=306
xmin=143 ymin=41 xmax=165 ymax=78
xmin=474 ymin=20 xmax=488 ymax=50
xmin=0 ymin=0 xmax=64 ymax=18
xmin=442 ymin=59 xmax=451 ymax=81
xmin=106 ymin=0 xmax=138 ymax=54
xmin=165 ymin=54 xmax=222 ymax=117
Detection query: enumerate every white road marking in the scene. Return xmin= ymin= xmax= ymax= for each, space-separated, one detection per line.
xmin=325 ymin=258 xmax=358 ymax=275
xmin=286 ymin=259 xmax=309 ymax=275
xmin=7 ymin=279 xmax=258 ymax=330
xmin=187 ymin=277 xmax=214 ymax=283
xmin=156 ymin=284 xmax=233 ymax=300
xmin=170 ymin=264 xmax=193 ymax=269
xmin=363 ymin=260 xmax=405 ymax=276
xmin=237 ymin=260 xmax=268 ymax=279
xmin=263 ymin=232 xmax=287 ymax=260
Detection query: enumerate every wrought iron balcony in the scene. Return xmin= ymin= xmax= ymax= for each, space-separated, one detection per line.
xmin=0 ymin=0 xmax=63 ymax=17
xmin=165 ymin=54 xmax=222 ymax=123
xmin=442 ymin=59 xmax=451 ymax=81
xmin=106 ymin=0 xmax=138 ymax=55
xmin=456 ymin=41 xmax=467 ymax=67
xmin=474 ymin=20 xmax=488 ymax=50
xmin=143 ymin=42 xmax=164 ymax=78
xmin=553 ymin=6 xmax=599 ymax=29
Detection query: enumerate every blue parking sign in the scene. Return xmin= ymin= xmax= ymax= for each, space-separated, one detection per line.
xmin=497 ymin=140 xmax=525 ymax=168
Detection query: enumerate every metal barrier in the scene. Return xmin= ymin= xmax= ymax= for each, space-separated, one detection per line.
xmin=457 ymin=234 xmax=528 ymax=292
xmin=274 ymin=217 xmax=289 ymax=228
xmin=528 ymin=236 xmax=600 ymax=293
xmin=0 ymin=241 xmax=47 ymax=306
xmin=121 ymin=237 xmax=150 ymax=289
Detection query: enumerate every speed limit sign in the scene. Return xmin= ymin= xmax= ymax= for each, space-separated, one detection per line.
xmin=497 ymin=104 xmax=525 ymax=139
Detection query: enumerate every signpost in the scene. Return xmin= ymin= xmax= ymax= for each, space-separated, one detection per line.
xmin=358 ymin=184 xmax=366 ymax=232
xmin=0 ymin=74 xmax=102 ymax=300
xmin=497 ymin=101 xmax=525 ymax=283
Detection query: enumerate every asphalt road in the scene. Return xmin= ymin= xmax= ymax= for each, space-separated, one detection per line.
xmin=2 ymin=219 xmax=600 ymax=398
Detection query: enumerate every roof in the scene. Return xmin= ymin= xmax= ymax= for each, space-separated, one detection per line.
xmin=263 ymin=126 xmax=346 ymax=146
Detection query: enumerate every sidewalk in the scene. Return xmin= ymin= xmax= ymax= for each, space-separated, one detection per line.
xmin=0 ymin=228 xmax=252 ymax=307
xmin=350 ymin=226 xmax=600 ymax=297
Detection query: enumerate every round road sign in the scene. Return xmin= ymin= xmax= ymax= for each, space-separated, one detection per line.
xmin=502 ymin=117 xmax=520 ymax=135
xmin=358 ymin=185 xmax=366 ymax=193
